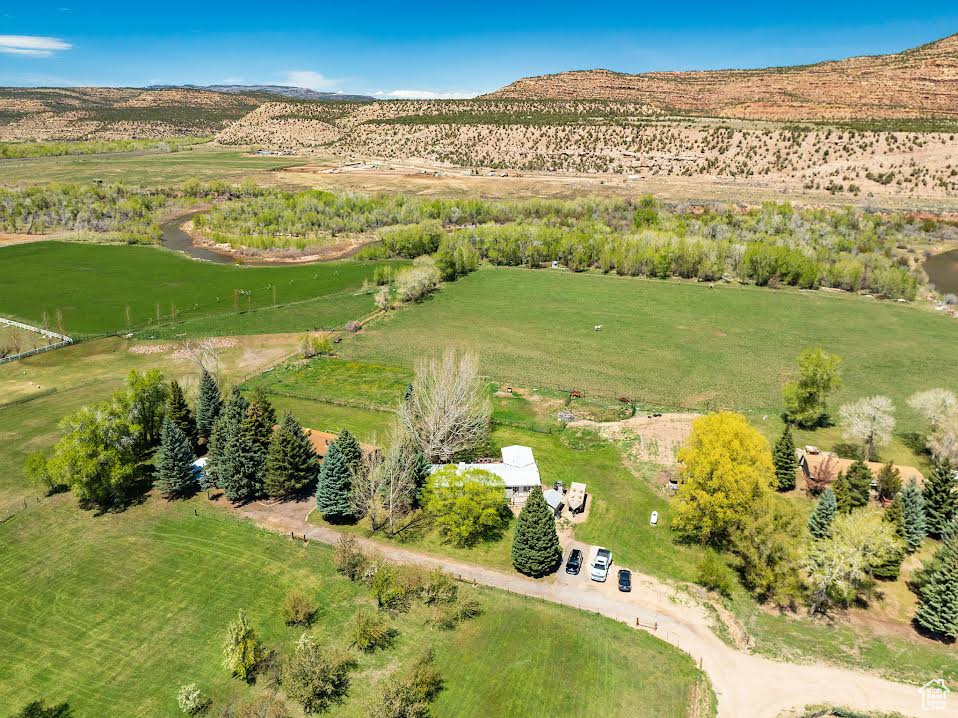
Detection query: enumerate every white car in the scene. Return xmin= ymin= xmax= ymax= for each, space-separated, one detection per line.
xmin=650 ymin=510 xmax=659 ymax=526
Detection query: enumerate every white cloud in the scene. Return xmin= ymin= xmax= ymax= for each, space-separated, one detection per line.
xmin=0 ymin=35 xmax=72 ymax=57
xmin=284 ymin=70 xmax=340 ymax=91
xmin=374 ymin=89 xmax=478 ymax=100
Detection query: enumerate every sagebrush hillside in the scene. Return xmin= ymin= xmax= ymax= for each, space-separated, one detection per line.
xmin=483 ymin=34 xmax=958 ymax=121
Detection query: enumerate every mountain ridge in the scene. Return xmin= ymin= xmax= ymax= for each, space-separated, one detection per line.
xmin=145 ymin=84 xmax=375 ymax=102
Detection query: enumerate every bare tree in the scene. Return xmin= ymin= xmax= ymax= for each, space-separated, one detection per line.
xmin=380 ymin=432 xmax=422 ymax=537
xmin=351 ymin=448 xmax=386 ymax=531
xmin=837 ymin=395 xmax=895 ymax=460
xmin=398 ymin=349 xmax=491 ymax=463
xmin=908 ymin=388 xmax=958 ymax=462
xmin=182 ymin=338 xmax=222 ymax=376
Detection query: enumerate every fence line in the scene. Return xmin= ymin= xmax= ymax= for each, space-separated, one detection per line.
xmin=0 ymin=316 xmax=74 ymax=365
xmin=0 ymin=316 xmax=71 ymax=343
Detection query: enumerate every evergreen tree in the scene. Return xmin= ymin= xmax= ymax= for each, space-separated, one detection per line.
xmin=883 ymin=493 xmax=905 ymax=539
xmin=876 ymin=461 xmax=902 ymax=501
xmin=512 ymin=486 xmax=562 ymax=577
xmin=411 ymin=447 xmax=432 ymax=507
xmin=844 ymin=458 xmax=873 ymax=509
xmin=898 ymin=479 xmax=926 ymax=553
xmin=166 ymin=380 xmax=197 ymax=447
xmin=155 ymin=417 xmax=197 ymax=499
xmin=316 ymin=440 xmax=355 ymax=522
xmin=914 ymin=537 xmax=958 ymax=639
xmin=833 ymin=473 xmax=852 ymax=514
xmin=772 ymin=425 xmax=798 ymax=491
xmin=336 ymin=429 xmax=363 ymax=471
xmin=220 ymin=402 xmax=268 ymax=503
xmin=246 ymin=387 xmax=277 ymax=453
xmin=872 ymin=540 xmax=906 ymax=581
xmin=807 ymin=488 xmax=837 ymax=539
xmin=265 ymin=411 xmax=319 ymax=499
xmin=924 ymin=459 xmax=958 ymax=539
xmin=195 ymin=369 xmax=224 ymax=442
xmin=205 ymin=387 xmax=248 ymax=492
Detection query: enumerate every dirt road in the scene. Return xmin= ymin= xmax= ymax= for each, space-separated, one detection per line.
xmin=238 ymin=499 xmax=934 ymax=718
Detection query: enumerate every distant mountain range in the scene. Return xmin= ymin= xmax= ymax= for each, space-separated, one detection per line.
xmin=484 ymin=33 xmax=958 ymax=121
xmin=146 ymin=84 xmax=375 ymax=102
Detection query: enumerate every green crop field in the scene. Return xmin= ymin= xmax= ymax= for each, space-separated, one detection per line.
xmin=341 ymin=267 xmax=958 ymax=428
xmin=0 ymin=242 xmax=405 ymax=337
xmin=0 ymin=496 xmax=706 ymax=718
xmin=0 ymin=144 xmax=306 ymax=186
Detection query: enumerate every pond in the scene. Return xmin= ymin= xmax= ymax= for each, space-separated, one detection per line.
xmin=923 ymin=248 xmax=958 ymax=296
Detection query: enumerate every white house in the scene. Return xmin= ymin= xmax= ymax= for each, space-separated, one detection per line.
xmin=432 ymin=445 xmax=541 ymax=504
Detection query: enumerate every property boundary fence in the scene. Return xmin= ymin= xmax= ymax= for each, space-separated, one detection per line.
xmin=0 ymin=316 xmax=73 ymax=365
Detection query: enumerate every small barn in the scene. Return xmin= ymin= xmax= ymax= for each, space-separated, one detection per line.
xmin=543 ymin=488 xmax=564 ymax=517
xmin=566 ymin=481 xmax=587 ymax=514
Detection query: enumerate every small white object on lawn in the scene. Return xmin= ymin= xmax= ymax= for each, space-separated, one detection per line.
xmin=650 ymin=510 xmax=659 ymax=526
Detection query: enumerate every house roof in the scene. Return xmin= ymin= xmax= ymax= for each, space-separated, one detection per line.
xmin=543 ymin=488 xmax=563 ymax=510
xmin=502 ymin=445 xmax=535 ymax=468
xmin=431 ymin=445 xmax=541 ymax=489
xmin=798 ymin=450 xmax=924 ymax=485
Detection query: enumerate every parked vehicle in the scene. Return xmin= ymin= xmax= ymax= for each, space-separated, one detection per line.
xmin=565 ymin=548 xmax=583 ymax=575
xmin=618 ymin=569 xmax=632 ymax=592
xmin=589 ymin=547 xmax=612 ymax=582
xmin=649 ymin=510 xmax=659 ymax=526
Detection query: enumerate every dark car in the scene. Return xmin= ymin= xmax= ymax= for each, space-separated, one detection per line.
xmin=617 ymin=569 xmax=632 ymax=592
xmin=565 ymin=548 xmax=583 ymax=575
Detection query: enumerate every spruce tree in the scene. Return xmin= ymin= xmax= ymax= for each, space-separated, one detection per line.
xmin=914 ymin=537 xmax=958 ymax=639
xmin=898 ymin=479 xmax=926 ymax=553
xmin=924 ymin=459 xmax=957 ymax=539
xmin=833 ymin=473 xmax=852 ymax=514
xmin=844 ymin=458 xmax=873 ymax=509
xmin=220 ymin=403 xmax=268 ymax=504
xmin=195 ymin=369 xmax=224 ymax=442
xmin=807 ymin=488 xmax=837 ymax=539
xmin=512 ymin=486 xmax=562 ymax=577
xmin=316 ymin=440 xmax=355 ymax=522
xmin=411 ymin=447 xmax=432 ymax=507
xmin=876 ymin=461 xmax=902 ymax=501
xmin=205 ymin=387 xmax=248 ymax=491
xmin=155 ymin=417 xmax=197 ymax=499
xmin=336 ymin=429 xmax=363 ymax=471
xmin=166 ymin=380 xmax=197 ymax=447
xmin=265 ymin=411 xmax=319 ymax=499
xmin=883 ymin=493 xmax=904 ymax=539
xmin=244 ymin=389 xmax=276 ymax=455
xmin=772 ymin=425 xmax=797 ymax=491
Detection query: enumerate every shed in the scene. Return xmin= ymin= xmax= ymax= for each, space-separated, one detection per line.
xmin=567 ymin=482 xmax=587 ymax=514
xmin=543 ymin=488 xmax=564 ymax=516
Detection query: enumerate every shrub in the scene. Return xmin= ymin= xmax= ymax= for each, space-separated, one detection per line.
xmin=332 ymin=535 xmax=367 ymax=581
xmin=371 ymin=562 xmax=411 ymax=614
xmin=349 ymin=609 xmax=395 ymax=652
xmin=696 ymin=549 xmax=737 ymax=598
xmin=222 ymin=610 xmax=260 ymax=682
xmin=429 ymin=596 xmax=482 ymax=630
xmin=419 ymin=568 xmax=458 ymax=605
xmin=281 ymin=589 xmax=317 ymax=626
xmin=394 ymin=258 xmax=442 ymax=304
xmin=281 ymin=634 xmax=354 ymax=715
xmin=300 ymin=334 xmax=332 ymax=358
xmin=176 ymin=684 xmax=209 ymax=715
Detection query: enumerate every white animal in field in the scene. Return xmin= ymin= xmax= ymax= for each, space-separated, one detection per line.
xmin=594 ymin=325 xmax=603 ymax=331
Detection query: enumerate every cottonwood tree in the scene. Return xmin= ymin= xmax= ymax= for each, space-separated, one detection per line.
xmin=783 ymin=348 xmax=843 ymax=428
xmin=807 ymin=488 xmax=838 ymax=539
xmin=512 ymin=486 xmax=563 ymax=577
xmin=126 ymin=368 xmax=169 ymax=452
xmin=155 ymin=418 xmax=196 ymax=499
xmin=422 ymin=466 xmax=509 ymax=546
xmin=377 ymin=431 xmax=429 ymax=536
xmin=672 ymin=412 xmax=775 ymax=546
xmin=264 ymin=411 xmax=318 ymax=499
xmin=924 ymin=459 xmax=958 ymax=538
xmin=195 ymin=369 xmax=223 ymax=442
xmin=350 ymin=446 xmax=386 ymax=530
xmin=772 ymin=425 xmax=797 ymax=491
xmin=399 ymin=350 xmax=491 ymax=463
xmin=281 ymin=633 xmax=353 ymax=714
xmin=908 ymin=388 xmax=958 ymax=463
xmin=838 ymin=395 xmax=895 ymax=460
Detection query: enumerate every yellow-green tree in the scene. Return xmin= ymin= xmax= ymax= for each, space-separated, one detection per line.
xmin=673 ymin=412 xmax=775 ymax=546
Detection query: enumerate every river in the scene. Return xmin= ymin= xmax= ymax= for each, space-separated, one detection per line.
xmin=160 ymin=211 xmax=239 ymax=264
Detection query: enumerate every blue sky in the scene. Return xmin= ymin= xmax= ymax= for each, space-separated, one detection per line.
xmin=1 ymin=1 xmax=957 ymax=97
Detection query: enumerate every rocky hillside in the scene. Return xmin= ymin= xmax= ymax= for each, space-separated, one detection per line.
xmin=484 ymin=34 xmax=958 ymax=120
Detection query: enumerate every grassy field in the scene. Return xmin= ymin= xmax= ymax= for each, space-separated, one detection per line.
xmin=0 ymin=496 xmax=706 ymax=718
xmin=342 ymin=267 xmax=958 ymax=431
xmin=0 ymin=242 xmax=403 ymax=337
xmin=0 ymin=144 xmax=306 ymax=186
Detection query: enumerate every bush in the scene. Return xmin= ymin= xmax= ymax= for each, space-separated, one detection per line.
xmin=429 ymin=596 xmax=482 ymax=630
xmin=332 ymin=535 xmax=367 ymax=581
xmin=696 ymin=549 xmax=737 ymax=598
xmin=281 ymin=634 xmax=354 ymax=715
xmin=300 ymin=334 xmax=332 ymax=358
xmin=394 ymin=258 xmax=442 ymax=304
xmin=419 ymin=568 xmax=459 ymax=605
xmin=281 ymin=589 xmax=317 ymax=626
xmin=176 ymin=684 xmax=209 ymax=715
xmin=371 ymin=562 xmax=411 ymax=614
xmin=349 ymin=609 xmax=395 ymax=652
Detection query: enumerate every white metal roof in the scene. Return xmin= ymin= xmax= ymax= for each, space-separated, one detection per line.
xmin=430 ymin=445 xmax=541 ymax=489
xmin=543 ymin=488 xmax=563 ymax=509
xmin=501 ymin=445 xmax=535 ymax=468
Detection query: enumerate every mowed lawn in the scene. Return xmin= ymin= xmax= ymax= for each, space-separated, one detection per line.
xmin=342 ymin=267 xmax=958 ymax=424
xmin=0 ymin=497 xmax=706 ymax=718
xmin=0 ymin=144 xmax=306 ymax=186
xmin=0 ymin=242 xmax=403 ymax=337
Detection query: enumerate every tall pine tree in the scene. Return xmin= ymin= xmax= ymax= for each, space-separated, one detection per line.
xmin=244 ymin=388 xmax=276 ymax=455
xmin=155 ymin=417 xmax=197 ymax=499
xmin=336 ymin=429 xmax=363 ymax=472
xmin=844 ymin=458 xmax=873 ymax=509
xmin=914 ymin=536 xmax=958 ymax=639
xmin=924 ymin=459 xmax=957 ymax=539
xmin=772 ymin=425 xmax=798 ymax=491
xmin=220 ymin=402 xmax=268 ymax=504
xmin=265 ymin=411 xmax=319 ymax=499
xmin=833 ymin=473 xmax=852 ymax=514
xmin=899 ymin=479 xmax=926 ymax=553
xmin=315 ymin=440 xmax=355 ymax=522
xmin=807 ymin=488 xmax=837 ymax=539
xmin=166 ymin=380 xmax=197 ymax=448
xmin=195 ymin=369 xmax=224 ymax=443
xmin=205 ymin=387 xmax=248 ymax=491
xmin=512 ymin=486 xmax=562 ymax=577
